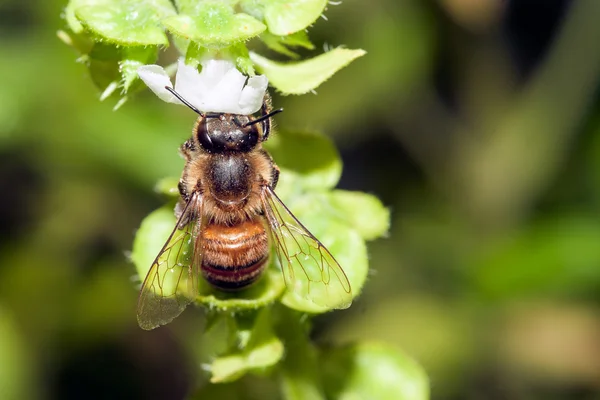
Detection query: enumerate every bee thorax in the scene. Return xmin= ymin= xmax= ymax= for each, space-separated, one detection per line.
xmin=207 ymin=155 xmax=253 ymax=205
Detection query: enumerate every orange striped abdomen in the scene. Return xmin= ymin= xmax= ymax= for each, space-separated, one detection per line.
xmin=200 ymin=218 xmax=269 ymax=290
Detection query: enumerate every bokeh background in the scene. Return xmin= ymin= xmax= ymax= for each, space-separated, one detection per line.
xmin=1 ymin=0 xmax=600 ymax=399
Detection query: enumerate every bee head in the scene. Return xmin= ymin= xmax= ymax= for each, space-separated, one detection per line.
xmin=196 ymin=114 xmax=260 ymax=153
xmin=163 ymin=86 xmax=282 ymax=153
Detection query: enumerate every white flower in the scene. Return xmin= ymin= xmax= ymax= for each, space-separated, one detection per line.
xmin=137 ymin=59 xmax=268 ymax=115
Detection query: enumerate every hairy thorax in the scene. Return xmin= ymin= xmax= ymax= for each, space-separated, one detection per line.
xmin=180 ymin=147 xmax=273 ymax=225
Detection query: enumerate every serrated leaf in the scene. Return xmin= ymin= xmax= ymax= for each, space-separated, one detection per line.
xmin=320 ymin=343 xmax=429 ymax=400
xmin=261 ymin=34 xmax=300 ymax=59
xmin=65 ymin=0 xmax=105 ymax=34
xmin=260 ymin=31 xmax=315 ymax=59
xmin=163 ymin=3 xmax=265 ymax=49
xmin=264 ymin=130 xmax=341 ymax=198
xmin=279 ymin=30 xmax=314 ymax=49
xmin=75 ymin=0 xmax=176 ymax=46
xmin=261 ymin=0 xmax=328 ymax=35
xmin=211 ymin=308 xmax=284 ymax=383
xmin=174 ymin=0 xmax=237 ymax=15
xmin=250 ymin=48 xmax=366 ymax=95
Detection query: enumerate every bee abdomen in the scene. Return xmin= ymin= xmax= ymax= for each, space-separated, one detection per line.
xmin=201 ymin=219 xmax=269 ymax=290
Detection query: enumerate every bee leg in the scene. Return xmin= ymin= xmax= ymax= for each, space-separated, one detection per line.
xmin=174 ymin=199 xmax=190 ymax=228
xmin=179 ymin=138 xmax=195 ymax=160
xmin=175 ymin=181 xmax=201 ymax=229
xmin=258 ymin=149 xmax=279 ymax=189
xmin=260 ymin=92 xmax=273 ymax=142
xmin=271 ymin=164 xmax=280 ymax=189
xmin=178 ymin=180 xmax=188 ymax=198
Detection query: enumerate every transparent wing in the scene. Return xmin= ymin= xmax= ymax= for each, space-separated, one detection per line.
xmin=137 ymin=193 xmax=203 ymax=330
xmin=261 ymin=186 xmax=352 ymax=310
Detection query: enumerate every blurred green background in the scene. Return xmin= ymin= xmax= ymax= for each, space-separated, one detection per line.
xmin=1 ymin=0 xmax=600 ymax=399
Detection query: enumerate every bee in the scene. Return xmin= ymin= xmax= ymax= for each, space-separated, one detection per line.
xmin=137 ymin=88 xmax=352 ymax=330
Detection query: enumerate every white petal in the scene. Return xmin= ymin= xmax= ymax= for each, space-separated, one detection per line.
xmin=140 ymin=59 xmax=269 ymax=115
xmin=174 ymin=59 xmax=206 ymax=110
xmin=199 ymin=60 xmax=235 ymax=90
xmin=239 ymin=75 xmax=268 ymax=114
xmin=203 ymin=67 xmax=247 ymax=113
xmin=137 ymin=65 xmax=181 ymax=104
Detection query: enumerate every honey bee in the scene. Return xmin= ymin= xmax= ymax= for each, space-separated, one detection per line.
xmin=137 ymin=88 xmax=352 ymax=330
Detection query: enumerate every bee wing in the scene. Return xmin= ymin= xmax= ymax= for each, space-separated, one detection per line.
xmin=261 ymin=186 xmax=352 ymax=310
xmin=137 ymin=193 xmax=203 ymax=330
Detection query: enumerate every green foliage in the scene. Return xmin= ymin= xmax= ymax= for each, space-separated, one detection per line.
xmin=210 ymin=308 xmax=284 ymax=383
xmin=243 ymin=0 xmax=327 ymax=35
xmin=320 ymin=343 xmax=429 ymax=400
xmin=162 ymin=3 xmax=266 ymax=48
xmin=260 ymin=31 xmax=315 ymax=59
xmin=251 ymin=48 xmax=367 ymax=95
xmin=74 ymin=0 xmax=175 ymax=45
xmin=60 ymin=0 xmax=365 ymax=105
xmin=60 ymin=0 xmax=419 ymax=397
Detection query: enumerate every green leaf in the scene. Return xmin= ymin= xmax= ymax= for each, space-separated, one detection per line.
xmin=186 ymin=41 xmax=256 ymax=73
xmin=163 ymin=2 xmax=265 ymax=49
xmin=78 ymin=43 xmax=157 ymax=101
xmin=56 ymin=29 xmax=93 ymax=54
xmin=119 ymin=46 xmax=159 ymax=91
xmin=320 ymin=343 xmax=429 ymax=400
xmin=280 ymin=198 xmax=368 ymax=313
xmin=75 ymin=0 xmax=176 ymax=46
xmin=226 ymin=42 xmax=256 ymax=75
xmin=261 ymin=0 xmax=328 ymax=35
xmin=211 ymin=308 xmax=284 ymax=383
xmin=324 ymin=190 xmax=390 ymax=241
xmin=260 ymin=31 xmax=315 ymax=59
xmin=264 ymin=130 xmax=342 ymax=199
xmin=277 ymin=308 xmax=325 ymax=400
xmin=250 ymin=48 xmax=366 ymax=95
xmin=131 ymin=204 xmax=179 ymax=287
xmin=277 ymin=30 xmax=315 ymax=50
xmin=85 ymin=42 xmax=121 ymax=94
xmin=65 ymin=0 xmax=105 ymax=34
xmin=132 ymin=205 xmax=286 ymax=312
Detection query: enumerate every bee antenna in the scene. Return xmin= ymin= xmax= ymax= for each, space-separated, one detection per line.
xmin=243 ymin=108 xmax=283 ymax=127
xmin=164 ymin=86 xmax=205 ymax=117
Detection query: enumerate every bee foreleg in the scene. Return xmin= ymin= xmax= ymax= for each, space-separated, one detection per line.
xmin=174 ymin=199 xmax=189 ymax=228
xmin=260 ymin=92 xmax=273 ymax=142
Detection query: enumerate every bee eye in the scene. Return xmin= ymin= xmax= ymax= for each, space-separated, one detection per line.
xmin=197 ymin=121 xmax=214 ymax=151
xmin=245 ymin=124 xmax=259 ymax=148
